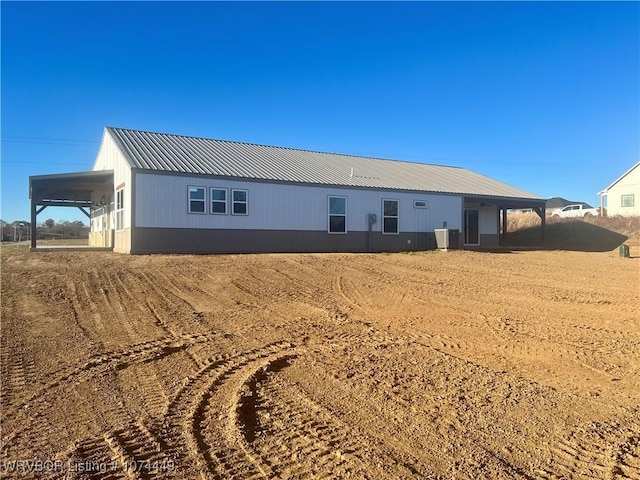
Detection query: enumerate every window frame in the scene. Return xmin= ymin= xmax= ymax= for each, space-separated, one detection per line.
xmin=231 ymin=188 xmax=249 ymax=216
xmin=188 ymin=186 xmax=207 ymax=214
xmin=382 ymin=198 xmax=399 ymax=235
xmin=328 ymin=196 xmax=347 ymax=234
xmin=413 ymin=200 xmax=428 ymax=209
xmin=210 ymin=187 xmax=228 ymax=215
xmin=115 ymin=188 xmax=124 ymax=231
xmin=621 ymin=194 xmax=635 ymax=208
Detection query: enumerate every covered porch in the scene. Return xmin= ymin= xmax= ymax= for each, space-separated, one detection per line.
xmin=29 ymin=171 xmax=114 ymax=251
xmin=462 ymin=196 xmax=547 ymax=249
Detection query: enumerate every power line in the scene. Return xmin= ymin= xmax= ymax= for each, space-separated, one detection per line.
xmin=2 ymin=160 xmax=89 ymax=165
xmin=1 ymin=135 xmax=99 ymax=146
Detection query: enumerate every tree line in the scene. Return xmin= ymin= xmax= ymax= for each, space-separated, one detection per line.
xmin=1 ymin=219 xmax=89 ymax=241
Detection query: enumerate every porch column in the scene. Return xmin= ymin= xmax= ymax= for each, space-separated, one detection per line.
xmin=30 ymin=196 xmax=37 ymax=249
xmin=501 ymin=208 xmax=508 ymax=245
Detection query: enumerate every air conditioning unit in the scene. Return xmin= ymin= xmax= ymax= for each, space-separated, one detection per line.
xmin=434 ymin=229 xmax=449 ymax=249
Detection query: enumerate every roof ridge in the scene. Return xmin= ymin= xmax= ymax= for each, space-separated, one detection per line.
xmin=106 ymin=126 xmax=462 ymax=170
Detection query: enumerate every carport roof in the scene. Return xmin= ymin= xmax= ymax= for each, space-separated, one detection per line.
xmin=29 ymin=170 xmax=114 ymax=203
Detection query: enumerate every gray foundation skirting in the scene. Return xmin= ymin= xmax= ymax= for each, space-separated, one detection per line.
xmin=130 ymin=227 xmax=438 ymax=254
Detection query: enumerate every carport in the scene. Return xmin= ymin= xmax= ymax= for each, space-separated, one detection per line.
xmin=29 ymin=170 xmax=114 ymax=250
xmin=463 ymin=196 xmax=547 ymax=248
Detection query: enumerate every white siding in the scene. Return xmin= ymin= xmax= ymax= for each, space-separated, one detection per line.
xmin=605 ymin=165 xmax=640 ymax=217
xmin=92 ymin=130 xmax=133 ymax=230
xmin=135 ymin=173 xmax=463 ymax=233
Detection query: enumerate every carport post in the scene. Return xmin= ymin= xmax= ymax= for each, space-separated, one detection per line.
xmin=501 ymin=208 xmax=508 ymax=245
xmin=533 ymin=206 xmax=546 ymax=246
xmin=540 ymin=207 xmax=546 ymax=246
xmin=30 ymin=196 xmax=37 ymax=249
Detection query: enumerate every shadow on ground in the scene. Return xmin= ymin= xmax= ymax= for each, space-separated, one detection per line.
xmin=506 ymin=220 xmax=629 ymax=252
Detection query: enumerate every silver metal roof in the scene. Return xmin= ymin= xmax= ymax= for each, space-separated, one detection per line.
xmin=106 ymin=127 xmax=542 ymax=200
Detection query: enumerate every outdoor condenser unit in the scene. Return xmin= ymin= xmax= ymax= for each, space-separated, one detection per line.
xmin=434 ymin=229 xmax=449 ymax=250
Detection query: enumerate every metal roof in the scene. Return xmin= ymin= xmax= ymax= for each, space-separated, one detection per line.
xmin=106 ymin=127 xmax=542 ymax=201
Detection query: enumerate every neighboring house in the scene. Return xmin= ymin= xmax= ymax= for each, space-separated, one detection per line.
xmin=29 ymin=127 xmax=545 ymax=254
xmin=599 ymin=162 xmax=640 ymax=217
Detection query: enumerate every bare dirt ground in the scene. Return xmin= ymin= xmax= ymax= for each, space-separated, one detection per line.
xmin=1 ymin=242 xmax=639 ymax=479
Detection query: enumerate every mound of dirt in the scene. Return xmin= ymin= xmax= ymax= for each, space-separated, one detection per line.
xmin=506 ymin=214 xmax=639 ymax=253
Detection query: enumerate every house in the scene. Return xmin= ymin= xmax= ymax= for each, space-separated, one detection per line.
xmin=29 ymin=127 xmax=546 ymax=254
xmin=598 ymin=162 xmax=640 ymax=217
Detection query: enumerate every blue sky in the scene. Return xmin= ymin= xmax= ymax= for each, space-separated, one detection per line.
xmin=2 ymin=1 xmax=638 ymax=224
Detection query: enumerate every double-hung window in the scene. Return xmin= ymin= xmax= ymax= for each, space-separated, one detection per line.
xmin=328 ymin=196 xmax=347 ymax=233
xmin=188 ymin=186 xmax=206 ymax=214
xmin=621 ymin=194 xmax=635 ymax=208
xmin=231 ymin=189 xmax=248 ymax=215
xmin=211 ymin=188 xmax=227 ymax=214
xmin=382 ymin=199 xmax=399 ymax=234
xmin=115 ymin=188 xmax=124 ymax=231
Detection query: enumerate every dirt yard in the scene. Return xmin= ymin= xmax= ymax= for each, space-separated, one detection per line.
xmin=1 ymin=245 xmax=639 ymax=479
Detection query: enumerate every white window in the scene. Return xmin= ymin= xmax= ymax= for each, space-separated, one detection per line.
xmin=115 ymin=188 xmax=124 ymax=231
xmin=413 ymin=200 xmax=428 ymax=209
xmin=188 ymin=186 xmax=206 ymax=214
xmin=328 ymin=196 xmax=347 ymax=233
xmin=231 ymin=189 xmax=248 ymax=215
xmin=621 ymin=194 xmax=635 ymax=208
xmin=211 ymin=188 xmax=227 ymax=214
xmin=382 ymin=199 xmax=399 ymax=234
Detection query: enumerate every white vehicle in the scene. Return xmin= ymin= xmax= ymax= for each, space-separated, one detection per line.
xmin=551 ymin=204 xmax=599 ymax=218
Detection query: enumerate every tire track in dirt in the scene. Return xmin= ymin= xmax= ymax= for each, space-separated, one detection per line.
xmin=67 ymin=435 xmax=133 ymax=480
xmin=133 ymin=366 xmax=169 ymax=421
xmin=150 ymin=270 xmax=211 ymax=314
xmin=548 ymin=422 xmax=640 ymax=480
xmin=1 ymin=333 xmax=218 ymax=453
xmin=1 ymin=355 xmax=37 ymax=406
xmin=266 ymin=261 xmax=331 ymax=302
xmin=481 ymin=314 xmax=637 ymax=384
xmin=243 ymin=361 xmax=425 ymax=479
xmin=137 ymin=271 xmax=210 ymax=338
xmin=0 ymin=350 xmax=11 ymax=406
xmin=332 ymin=275 xmax=372 ymax=310
xmin=297 ymin=330 xmax=542 ymax=480
xmin=616 ymin=435 xmax=640 ymax=479
xmin=72 ymin=270 xmax=134 ymax=348
xmin=69 ymin=276 xmax=108 ymax=347
xmin=218 ymin=353 xmax=300 ymax=479
xmin=124 ymin=270 xmax=214 ymax=368
xmin=102 ymin=421 xmax=179 ymax=479
xmin=98 ymin=270 xmax=144 ymax=343
xmin=155 ymin=340 xmax=296 ymax=478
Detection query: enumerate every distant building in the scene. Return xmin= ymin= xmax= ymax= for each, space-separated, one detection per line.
xmin=599 ymin=162 xmax=640 ymax=217
xmin=30 ymin=127 xmax=546 ymax=253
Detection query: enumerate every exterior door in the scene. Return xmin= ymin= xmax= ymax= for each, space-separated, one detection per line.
xmin=464 ymin=209 xmax=479 ymax=246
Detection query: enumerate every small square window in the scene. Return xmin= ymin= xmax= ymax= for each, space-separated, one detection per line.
xmin=621 ymin=194 xmax=635 ymax=208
